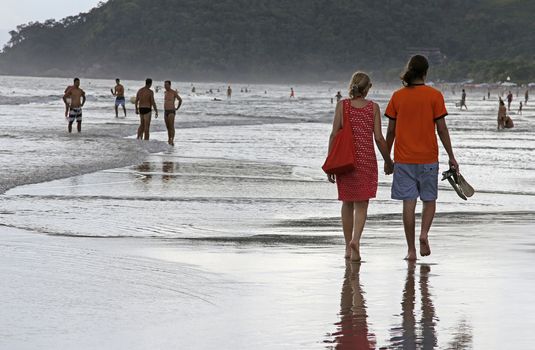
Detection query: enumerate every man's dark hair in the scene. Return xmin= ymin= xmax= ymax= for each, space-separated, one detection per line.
xmin=145 ymin=78 xmax=152 ymax=86
xmin=116 ymin=78 xmax=120 ymax=82
xmin=400 ymin=55 xmax=429 ymax=87
xmin=74 ymin=77 xmax=80 ymax=82
xmin=165 ymin=80 xmax=171 ymax=85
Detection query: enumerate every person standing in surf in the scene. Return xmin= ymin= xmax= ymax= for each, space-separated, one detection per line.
xmin=163 ymin=80 xmax=183 ymax=146
xmin=385 ymin=55 xmax=459 ymax=260
xmin=62 ymin=78 xmax=86 ymax=133
xmin=507 ymin=91 xmax=513 ymax=111
xmin=460 ymin=89 xmax=468 ymax=110
xmin=135 ymin=78 xmax=158 ymax=140
xmin=227 ymin=85 xmax=232 ymax=99
xmin=111 ymin=78 xmax=127 ymax=118
xmin=327 ymin=72 xmax=393 ymax=261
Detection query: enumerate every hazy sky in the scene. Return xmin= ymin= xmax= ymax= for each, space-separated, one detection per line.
xmin=0 ymin=0 xmax=105 ymax=46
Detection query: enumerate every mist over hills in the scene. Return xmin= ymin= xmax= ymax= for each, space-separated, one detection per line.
xmin=1 ymin=0 xmax=534 ymax=82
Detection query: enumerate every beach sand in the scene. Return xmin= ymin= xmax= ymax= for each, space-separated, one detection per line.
xmin=2 ymin=218 xmax=535 ymax=349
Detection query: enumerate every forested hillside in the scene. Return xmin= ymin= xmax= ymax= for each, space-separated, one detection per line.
xmin=1 ymin=0 xmax=534 ymax=82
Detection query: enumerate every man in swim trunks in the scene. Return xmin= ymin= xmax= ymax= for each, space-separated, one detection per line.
xmin=163 ymin=80 xmax=183 ymax=146
xmin=135 ymin=78 xmax=158 ymax=140
xmin=62 ymin=78 xmax=86 ymax=133
xmin=111 ymin=78 xmax=126 ymax=118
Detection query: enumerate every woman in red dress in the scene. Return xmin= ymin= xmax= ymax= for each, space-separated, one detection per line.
xmin=327 ymin=72 xmax=393 ymax=261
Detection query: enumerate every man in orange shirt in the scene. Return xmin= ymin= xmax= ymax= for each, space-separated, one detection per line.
xmin=385 ymin=55 xmax=459 ymax=261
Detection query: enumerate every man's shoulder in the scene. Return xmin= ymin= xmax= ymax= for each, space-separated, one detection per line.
xmin=423 ymin=85 xmax=444 ymax=98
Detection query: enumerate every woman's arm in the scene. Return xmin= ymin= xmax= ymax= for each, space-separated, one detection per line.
xmin=373 ymin=103 xmax=394 ymax=174
xmin=328 ymin=101 xmax=343 ymax=154
xmin=326 ymin=102 xmax=344 ymax=183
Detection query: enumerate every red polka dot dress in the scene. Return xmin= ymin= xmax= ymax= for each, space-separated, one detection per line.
xmin=336 ymin=99 xmax=378 ymax=201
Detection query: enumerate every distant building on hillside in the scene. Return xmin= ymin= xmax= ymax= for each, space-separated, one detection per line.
xmin=406 ymin=47 xmax=446 ymax=65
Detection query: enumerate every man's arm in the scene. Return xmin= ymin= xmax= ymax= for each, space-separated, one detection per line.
xmin=135 ymin=92 xmax=140 ymax=114
xmin=175 ymin=91 xmax=182 ymax=110
xmin=386 ymin=119 xmax=396 ymax=154
xmin=81 ymin=90 xmax=86 ymax=107
xmin=436 ymin=118 xmax=459 ymax=172
xmin=62 ymin=89 xmax=71 ymax=105
xmin=151 ymin=92 xmax=158 ymax=116
xmin=111 ymin=87 xmax=116 ymax=96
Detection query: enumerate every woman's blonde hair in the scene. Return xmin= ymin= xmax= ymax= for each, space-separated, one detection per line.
xmin=348 ymin=71 xmax=371 ymax=99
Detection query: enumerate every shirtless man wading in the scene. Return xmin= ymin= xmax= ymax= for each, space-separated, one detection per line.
xmin=62 ymin=78 xmax=86 ymax=133
xmin=111 ymin=78 xmax=127 ymax=118
xmin=163 ymin=80 xmax=183 ymax=146
xmin=135 ymin=78 xmax=158 ymax=140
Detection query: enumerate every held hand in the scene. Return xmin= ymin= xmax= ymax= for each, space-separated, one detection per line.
xmin=449 ymin=158 xmax=459 ymax=174
xmin=135 ymin=109 xmax=139 ymax=115
xmin=155 ymin=112 xmax=159 ymax=119
xmin=327 ymin=173 xmax=336 ymax=183
xmin=384 ymin=160 xmax=394 ymax=175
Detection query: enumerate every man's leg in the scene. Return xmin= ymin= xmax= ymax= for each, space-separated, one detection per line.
xmin=122 ymin=104 xmax=127 ymax=117
xmin=137 ymin=115 xmax=144 ymax=139
xmin=77 ymin=121 xmax=82 ymax=133
xmin=164 ymin=115 xmax=171 ymax=144
xmin=420 ymin=200 xmax=436 ymax=256
xmin=169 ymin=113 xmax=175 ymax=145
xmin=350 ymin=200 xmax=369 ymax=261
xmin=143 ymin=114 xmax=151 ymax=140
xmin=68 ymin=121 xmax=73 ymax=133
xmin=115 ymin=105 xmax=119 ymax=118
xmin=403 ymin=199 xmax=417 ymax=260
xmin=341 ymin=201 xmax=354 ymax=259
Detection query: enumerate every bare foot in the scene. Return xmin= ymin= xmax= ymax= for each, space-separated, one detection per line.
xmin=404 ymin=250 xmax=417 ymax=261
xmin=349 ymin=240 xmax=361 ymax=262
xmin=419 ymin=236 xmax=431 ymax=257
xmin=344 ymin=246 xmax=351 ymax=259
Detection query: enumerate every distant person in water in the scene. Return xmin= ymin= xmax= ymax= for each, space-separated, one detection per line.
xmin=327 ymin=72 xmax=393 ymax=261
xmin=460 ymin=89 xmax=468 ymax=110
xmin=507 ymin=91 xmax=513 ymax=110
xmin=111 ymin=78 xmax=126 ymax=118
xmin=62 ymin=78 xmax=86 ymax=133
xmin=227 ymin=85 xmax=232 ymax=99
xmin=163 ymin=80 xmax=183 ymax=146
xmin=497 ymin=98 xmax=507 ymax=130
xmin=525 ymin=89 xmax=529 ymax=105
xmin=488 ymin=89 xmax=491 ymax=100
xmin=518 ymin=101 xmax=523 ymax=115
xmin=290 ymin=87 xmax=295 ymax=98
xmin=135 ymin=78 xmax=158 ymax=140
xmin=191 ymin=86 xmax=196 ymax=93
xmin=385 ymin=55 xmax=459 ymax=260
xmin=335 ymin=91 xmax=342 ymax=102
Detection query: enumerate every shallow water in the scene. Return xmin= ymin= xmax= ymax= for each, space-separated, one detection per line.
xmin=0 ymin=76 xmax=534 ymax=349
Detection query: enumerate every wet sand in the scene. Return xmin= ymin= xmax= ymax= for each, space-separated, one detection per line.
xmin=2 ymin=219 xmax=535 ymax=349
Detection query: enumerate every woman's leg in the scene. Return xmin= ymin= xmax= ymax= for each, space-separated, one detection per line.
xmin=350 ymin=200 xmax=369 ymax=261
xmin=341 ymin=201 xmax=354 ymax=258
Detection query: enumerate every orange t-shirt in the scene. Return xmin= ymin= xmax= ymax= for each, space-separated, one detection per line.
xmin=385 ymin=85 xmax=448 ymax=164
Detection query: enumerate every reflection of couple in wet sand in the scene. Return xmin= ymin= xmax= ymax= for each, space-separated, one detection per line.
xmin=327 ymin=55 xmax=459 ymax=261
xmin=327 ymin=262 xmax=437 ymax=349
